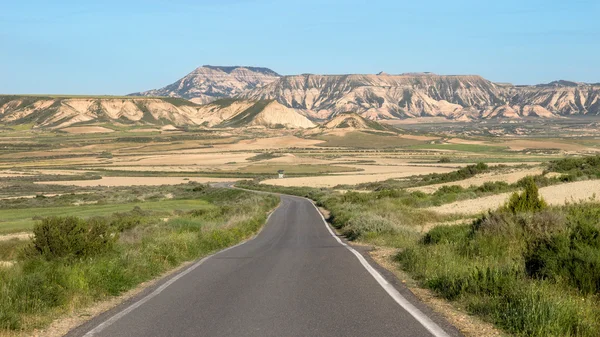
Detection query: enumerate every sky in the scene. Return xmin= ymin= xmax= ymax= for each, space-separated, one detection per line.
xmin=1 ymin=0 xmax=598 ymax=95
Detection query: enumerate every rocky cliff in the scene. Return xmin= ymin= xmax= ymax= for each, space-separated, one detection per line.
xmin=129 ymin=66 xmax=280 ymax=104
xmin=240 ymin=73 xmax=600 ymax=120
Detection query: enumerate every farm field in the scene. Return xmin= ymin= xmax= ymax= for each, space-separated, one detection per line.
xmin=1 ymin=119 xmax=600 ymax=337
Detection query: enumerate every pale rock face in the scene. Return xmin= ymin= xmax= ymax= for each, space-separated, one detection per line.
xmin=0 ymin=96 xmax=315 ymax=129
xmin=130 ymin=66 xmax=280 ymax=104
xmin=240 ymin=73 xmax=600 ymax=120
xmin=249 ymin=101 xmax=315 ymax=129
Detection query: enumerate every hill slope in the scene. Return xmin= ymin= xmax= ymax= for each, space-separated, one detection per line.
xmin=323 ymin=112 xmax=395 ymax=131
xmin=0 ymin=96 xmax=314 ymax=129
xmin=129 ymin=66 xmax=280 ymax=104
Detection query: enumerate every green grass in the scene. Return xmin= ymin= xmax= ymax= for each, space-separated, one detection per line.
xmin=237 ymin=178 xmax=600 ymax=337
xmin=0 ymin=200 xmax=211 ymax=234
xmin=0 ymin=187 xmax=279 ymax=333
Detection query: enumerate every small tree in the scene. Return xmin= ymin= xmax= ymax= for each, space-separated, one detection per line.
xmin=505 ymin=176 xmax=547 ymax=213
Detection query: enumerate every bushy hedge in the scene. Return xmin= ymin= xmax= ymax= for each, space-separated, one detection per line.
xmin=31 ymin=216 xmax=117 ymax=260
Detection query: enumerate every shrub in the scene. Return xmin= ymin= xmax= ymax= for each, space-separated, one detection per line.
xmin=31 ymin=216 xmax=117 ymax=260
xmin=438 ymin=157 xmax=452 ymax=163
xmin=422 ymin=225 xmax=471 ymax=245
xmin=505 ymin=177 xmax=547 ymax=214
xmin=476 ymin=181 xmax=510 ymax=193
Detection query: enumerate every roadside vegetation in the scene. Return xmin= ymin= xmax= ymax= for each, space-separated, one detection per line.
xmin=238 ymin=155 xmax=600 ymax=337
xmin=0 ymin=184 xmax=278 ymax=333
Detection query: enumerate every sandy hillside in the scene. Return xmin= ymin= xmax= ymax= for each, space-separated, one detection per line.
xmin=408 ymin=167 xmax=545 ymax=193
xmin=250 ymin=101 xmax=315 ymax=128
xmin=430 ymin=180 xmax=600 ymax=215
xmin=36 ymin=177 xmax=241 ymax=187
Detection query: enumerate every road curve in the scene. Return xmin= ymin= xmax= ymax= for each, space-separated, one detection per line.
xmin=67 ymin=195 xmax=462 ymax=337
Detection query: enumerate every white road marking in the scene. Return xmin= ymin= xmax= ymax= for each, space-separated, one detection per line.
xmin=82 ymin=208 xmax=279 ymax=336
xmin=306 ymin=199 xmax=451 ymax=337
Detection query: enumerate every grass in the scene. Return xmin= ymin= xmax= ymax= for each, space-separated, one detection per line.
xmin=0 ymin=199 xmax=211 ymax=234
xmin=238 ymin=177 xmax=600 ymax=337
xmin=246 ymin=152 xmax=284 ymax=162
xmin=0 ymin=187 xmax=279 ymax=333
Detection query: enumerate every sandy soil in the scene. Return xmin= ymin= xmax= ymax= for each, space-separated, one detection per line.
xmin=215 ymin=136 xmax=323 ymax=151
xmin=0 ymin=171 xmax=29 ymax=177
xmin=128 ymin=128 xmax=160 ymax=133
xmin=399 ymin=134 xmax=439 ymax=141
xmin=36 ymin=177 xmax=241 ymax=187
xmin=0 ymin=261 xmax=14 ymax=268
xmin=61 ymin=126 xmax=115 ymax=134
xmin=262 ymin=166 xmax=455 ymax=188
xmin=501 ymin=139 xmax=590 ymax=152
xmin=0 ymin=232 xmax=32 ymax=241
xmin=331 ymin=164 xmax=456 ymax=175
xmin=110 ymin=152 xmax=255 ymax=166
xmin=430 ymin=180 xmax=600 ymax=215
xmin=408 ymin=167 xmax=545 ymax=193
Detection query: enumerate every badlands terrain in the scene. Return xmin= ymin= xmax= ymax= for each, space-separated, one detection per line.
xmin=2 ymin=66 xmax=600 ymax=131
xmin=2 ymin=103 xmax=600 ymax=337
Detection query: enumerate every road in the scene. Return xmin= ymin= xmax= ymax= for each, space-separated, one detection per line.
xmin=67 ymin=195 xmax=462 ymax=337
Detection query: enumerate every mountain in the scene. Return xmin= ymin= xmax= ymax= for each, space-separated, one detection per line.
xmin=129 ymin=66 xmax=280 ymax=105
xmin=323 ymin=112 xmax=395 ymax=131
xmin=0 ymin=96 xmax=314 ymax=129
xmin=240 ymin=73 xmax=600 ymax=120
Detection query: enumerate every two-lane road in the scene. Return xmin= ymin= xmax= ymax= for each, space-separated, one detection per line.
xmin=68 ymin=195 xmax=462 ymax=337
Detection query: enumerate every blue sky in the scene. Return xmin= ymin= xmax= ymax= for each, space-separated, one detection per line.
xmin=1 ymin=0 xmax=598 ymax=94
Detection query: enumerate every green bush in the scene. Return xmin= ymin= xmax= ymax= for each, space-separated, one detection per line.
xmin=422 ymin=225 xmax=471 ymax=245
xmin=31 ymin=216 xmax=117 ymax=260
xmin=525 ymin=204 xmax=600 ymax=295
xmin=505 ymin=177 xmax=547 ymax=214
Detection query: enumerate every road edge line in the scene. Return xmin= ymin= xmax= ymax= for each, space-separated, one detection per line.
xmin=81 ymin=206 xmax=280 ymax=336
xmin=306 ymin=199 xmax=451 ymax=337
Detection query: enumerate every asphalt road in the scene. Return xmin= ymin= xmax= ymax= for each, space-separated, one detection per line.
xmin=67 ymin=195 xmax=462 ymax=337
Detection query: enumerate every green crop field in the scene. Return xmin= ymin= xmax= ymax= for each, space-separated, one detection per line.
xmin=0 ymin=199 xmax=211 ymax=234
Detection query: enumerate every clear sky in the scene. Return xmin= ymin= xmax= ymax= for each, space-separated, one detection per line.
xmin=1 ymin=0 xmax=598 ymax=95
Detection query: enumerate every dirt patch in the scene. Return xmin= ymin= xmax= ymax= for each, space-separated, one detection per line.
xmin=430 ymin=180 xmax=600 ymax=215
xmin=36 ymin=177 xmax=242 ymax=187
xmin=409 ymin=167 xmax=544 ymax=194
xmin=61 ymin=126 xmax=115 ymax=134
xmin=0 ymin=232 xmax=32 ymax=241
xmin=111 ymin=152 xmax=254 ymax=167
xmin=0 ymin=261 xmax=14 ymax=268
